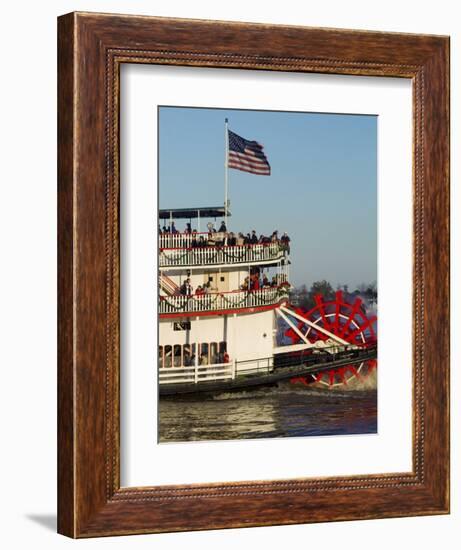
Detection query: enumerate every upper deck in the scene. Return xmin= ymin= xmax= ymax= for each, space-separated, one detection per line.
xmin=159 ymin=234 xmax=288 ymax=269
xmin=159 ymin=205 xmax=291 ymax=270
xmin=159 ymin=284 xmax=290 ymax=317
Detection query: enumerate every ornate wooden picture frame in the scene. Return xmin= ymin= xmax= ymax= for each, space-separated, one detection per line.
xmin=58 ymin=12 xmax=450 ymax=537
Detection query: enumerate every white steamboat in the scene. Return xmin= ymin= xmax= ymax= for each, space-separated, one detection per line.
xmin=158 ymin=206 xmax=292 ymax=389
xmin=158 ymin=207 xmax=377 ymax=394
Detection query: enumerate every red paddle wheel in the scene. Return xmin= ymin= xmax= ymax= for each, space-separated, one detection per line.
xmin=286 ymin=290 xmax=377 ymax=387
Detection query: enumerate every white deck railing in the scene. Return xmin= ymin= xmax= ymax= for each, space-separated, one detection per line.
xmin=159 ymin=361 xmax=235 ymax=385
xmin=159 ymin=241 xmax=286 ymax=268
xmin=160 ymin=232 xmax=209 ymax=250
xmin=158 ymin=357 xmax=275 ymax=386
xmin=159 ymin=285 xmax=290 ymax=315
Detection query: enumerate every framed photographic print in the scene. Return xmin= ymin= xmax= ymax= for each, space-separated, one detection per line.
xmin=155 ymin=106 xmax=378 ymax=444
xmin=58 ymin=12 xmax=450 ymax=537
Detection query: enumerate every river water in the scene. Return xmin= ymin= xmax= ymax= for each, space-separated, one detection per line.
xmin=158 ymin=382 xmax=377 ymax=443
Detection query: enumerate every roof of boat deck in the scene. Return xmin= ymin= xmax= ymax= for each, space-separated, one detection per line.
xmin=159 ymin=207 xmax=231 ymax=219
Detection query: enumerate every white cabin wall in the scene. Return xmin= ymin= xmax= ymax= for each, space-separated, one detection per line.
xmin=228 ymin=310 xmax=275 ymax=363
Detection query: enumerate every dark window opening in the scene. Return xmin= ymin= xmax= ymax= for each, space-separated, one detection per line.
xmin=173 ymin=321 xmax=191 ymax=331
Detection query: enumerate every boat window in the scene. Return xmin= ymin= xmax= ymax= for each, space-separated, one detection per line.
xmin=159 ymin=342 xmax=230 ymax=368
xmin=173 ymin=345 xmax=182 ymax=367
xmin=164 ymin=345 xmax=172 ymax=368
xmin=199 ymin=343 xmax=209 ymax=365
xmin=183 ymin=344 xmax=193 ymax=366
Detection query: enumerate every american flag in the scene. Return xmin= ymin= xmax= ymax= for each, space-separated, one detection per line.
xmin=227 ymin=129 xmax=271 ymax=176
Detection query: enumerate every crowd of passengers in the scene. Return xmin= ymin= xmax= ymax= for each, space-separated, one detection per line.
xmin=159 ymin=221 xmax=290 ymax=250
xmin=175 ymin=270 xmax=288 ymax=297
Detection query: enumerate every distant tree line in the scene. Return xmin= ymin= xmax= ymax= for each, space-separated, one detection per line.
xmin=290 ymin=280 xmax=377 ymax=310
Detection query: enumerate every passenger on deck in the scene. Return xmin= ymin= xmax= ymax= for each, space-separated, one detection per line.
xmin=191 ymin=230 xmax=198 ymax=247
xmin=199 ymin=354 xmax=208 ymax=366
xmin=250 ymin=230 xmax=258 ymax=245
xmin=215 ymin=230 xmax=226 ymax=247
xmin=170 ymin=222 xmax=178 ymax=234
xmin=180 ymin=278 xmax=192 ymax=295
xmin=207 ymin=221 xmax=216 ymax=233
xmin=281 ymin=232 xmax=291 ymax=252
xmin=195 ymin=285 xmax=204 ymax=296
xmin=237 ymin=232 xmax=245 ymax=246
xmin=271 ymin=230 xmax=279 ymax=242
xmin=227 ymin=232 xmax=237 ymax=246
xmin=262 ymin=274 xmax=270 ymax=287
xmin=244 ymin=233 xmax=251 ymax=245
xmin=185 ymin=223 xmax=192 ymax=234
xmin=162 ymin=225 xmax=169 ymax=233
xmin=218 ymin=220 xmax=227 ymax=232
xmin=271 ymin=276 xmax=278 ymax=287
xmin=259 ymin=234 xmax=270 ymax=244
xmin=207 ymin=232 xmax=216 ymax=246
xmin=197 ymin=235 xmax=206 ymax=247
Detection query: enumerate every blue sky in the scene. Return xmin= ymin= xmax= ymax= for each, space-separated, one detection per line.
xmin=158 ymin=106 xmax=377 ymax=289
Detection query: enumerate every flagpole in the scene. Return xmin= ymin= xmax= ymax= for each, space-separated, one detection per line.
xmin=224 ymin=118 xmax=229 ymax=229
